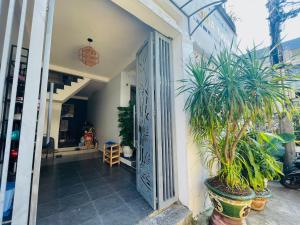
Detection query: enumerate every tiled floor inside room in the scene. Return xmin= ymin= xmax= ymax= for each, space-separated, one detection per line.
xmin=37 ymin=156 xmax=152 ymax=225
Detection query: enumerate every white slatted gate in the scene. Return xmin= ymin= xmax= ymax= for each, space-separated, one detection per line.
xmin=0 ymin=0 xmax=55 ymax=224
xmin=154 ymin=32 xmax=178 ymax=209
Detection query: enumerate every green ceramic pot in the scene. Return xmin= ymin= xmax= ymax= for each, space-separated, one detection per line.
xmin=205 ymin=179 xmax=255 ymax=221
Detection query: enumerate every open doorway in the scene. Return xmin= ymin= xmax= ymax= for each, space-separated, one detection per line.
xmin=37 ymin=1 xmax=155 ymax=225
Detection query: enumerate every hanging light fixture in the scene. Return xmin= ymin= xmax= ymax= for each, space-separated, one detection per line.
xmin=79 ymin=38 xmax=99 ymax=67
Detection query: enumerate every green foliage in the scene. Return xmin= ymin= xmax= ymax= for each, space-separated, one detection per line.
xmin=117 ymin=100 xmax=135 ymax=148
xmin=179 ymin=47 xmax=292 ymax=190
xmin=238 ymin=132 xmax=295 ymax=192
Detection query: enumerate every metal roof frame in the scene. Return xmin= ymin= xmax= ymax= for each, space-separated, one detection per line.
xmin=169 ymin=0 xmax=229 ymax=36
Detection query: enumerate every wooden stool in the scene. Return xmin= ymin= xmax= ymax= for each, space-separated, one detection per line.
xmin=102 ymin=142 xmax=121 ymax=167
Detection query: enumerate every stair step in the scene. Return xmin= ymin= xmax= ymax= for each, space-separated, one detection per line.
xmin=47 ymin=83 xmax=65 ymax=93
xmin=137 ymin=203 xmax=192 ymax=225
xmin=48 ymin=70 xmax=84 ymax=88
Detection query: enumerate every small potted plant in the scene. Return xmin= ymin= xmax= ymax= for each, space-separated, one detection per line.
xmin=180 ymin=48 xmax=290 ymax=225
xmin=239 ymin=132 xmax=294 ymax=211
xmin=118 ymin=100 xmax=135 ymax=158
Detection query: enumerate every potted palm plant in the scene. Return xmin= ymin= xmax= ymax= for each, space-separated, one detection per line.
xmin=180 ymin=48 xmax=289 ymax=225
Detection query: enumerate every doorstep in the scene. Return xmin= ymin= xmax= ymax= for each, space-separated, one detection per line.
xmin=138 ymin=203 xmax=193 ymax=225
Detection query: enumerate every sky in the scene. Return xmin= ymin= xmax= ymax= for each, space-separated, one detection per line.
xmin=226 ymin=0 xmax=300 ymax=50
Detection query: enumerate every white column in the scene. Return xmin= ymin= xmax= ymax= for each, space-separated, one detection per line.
xmin=0 ymin=0 xmax=27 ymax=223
xmin=173 ymin=36 xmax=193 ymax=208
xmin=29 ymin=0 xmax=56 ymax=224
xmin=47 ymin=83 xmax=54 ymax=143
xmin=50 ymin=101 xmax=62 ymax=149
xmin=12 ymin=0 xmax=48 ymax=224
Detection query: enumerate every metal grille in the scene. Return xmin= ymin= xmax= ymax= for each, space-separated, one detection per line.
xmin=154 ymin=33 xmax=177 ymax=208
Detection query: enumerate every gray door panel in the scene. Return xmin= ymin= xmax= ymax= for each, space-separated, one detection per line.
xmin=136 ymin=33 xmax=156 ymax=209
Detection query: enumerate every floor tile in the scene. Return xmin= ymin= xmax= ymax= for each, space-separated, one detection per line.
xmin=37 ymin=213 xmax=62 ymax=225
xmin=83 ymin=177 xmax=107 ymax=190
xmin=38 ymin=157 xmax=152 ymax=225
xmin=56 ymin=183 xmax=86 ymax=198
xmin=57 ymin=175 xmax=82 ymax=187
xmin=101 ymin=204 xmax=138 ymax=225
xmin=80 ymin=172 xmax=102 ymax=182
xmin=38 ymin=190 xmax=57 ymax=204
xmin=117 ymin=187 xmax=141 ymax=202
xmin=59 ymin=202 xmax=98 ymax=225
xmin=80 ymin=215 xmax=103 ymax=225
xmin=87 ymin=184 xmax=114 ymax=200
xmin=126 ymin=198 xmax=153 ymax=220
xmin=60 ymin=191 xmax=90 ymax=212
xmin=93 ymin=194 xmax=125 ymax=215
xmin=110 ymin=180 xmax=135 ymax=191
xmin=37 ymin=199 xmax=61 ymax=219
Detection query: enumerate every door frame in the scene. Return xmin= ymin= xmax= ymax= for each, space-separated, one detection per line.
xmin=114 ymin=0 xmax=189 ymax=210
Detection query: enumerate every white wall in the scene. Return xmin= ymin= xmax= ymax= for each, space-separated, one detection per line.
xmin=87 ymin=70 xmax=136 ymax=148
xmin=171 ymin=36 xmax=213 ymax=215
xmin=87 ymin=74 xmax=122 ymax=147
xmin=190 ymin=0 xmax=236 ymax=55
xmin=120 ymin=70 xmax=136 ymax=107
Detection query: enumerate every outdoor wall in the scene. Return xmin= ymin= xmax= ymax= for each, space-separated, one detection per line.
xmin=191 ymin=0 xmax=236 ymax=55
xmin=175 ymin=37 xmax=213 ymax=215
xmin=87 ymin=74 xmax=122 ymax=148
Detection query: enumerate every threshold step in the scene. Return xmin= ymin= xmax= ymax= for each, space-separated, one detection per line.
xmin=137 ymin=203 xmax=192 ymax=225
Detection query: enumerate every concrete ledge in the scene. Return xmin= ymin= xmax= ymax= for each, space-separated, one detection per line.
xmin=138 ymin=203 xmax=193 ymax=225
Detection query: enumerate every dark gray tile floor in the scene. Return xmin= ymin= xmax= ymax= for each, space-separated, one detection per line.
xmin=37 ymin=158 xmax=152 ymax=225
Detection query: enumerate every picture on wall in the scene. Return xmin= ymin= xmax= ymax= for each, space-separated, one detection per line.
xmin=61 ymin=104 xmax=74 ymax=118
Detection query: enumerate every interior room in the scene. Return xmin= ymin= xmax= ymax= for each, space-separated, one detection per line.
xmin=37 ymin=0 xmax=154 ymax=224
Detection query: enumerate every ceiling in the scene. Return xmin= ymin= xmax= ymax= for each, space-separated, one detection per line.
xmin=50 ymin=0 xmax=151 ymax=80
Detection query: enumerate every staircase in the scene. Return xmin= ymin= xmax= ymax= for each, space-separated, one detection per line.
xmin=47 ymin=72 xmax=91 ymax=103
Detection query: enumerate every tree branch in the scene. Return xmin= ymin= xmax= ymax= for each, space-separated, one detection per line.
xmin=230 ymin=119 xmax=250 ymax=163
xmin=229 ymin=120 xmax=239 ymax=159
xmin=212 ymin=130 xmax=221 ymax=160
xmin=224 ymin=102 xmax=234 ymax=162
xmin=282 ymin=7 xmax=300 ymax=21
